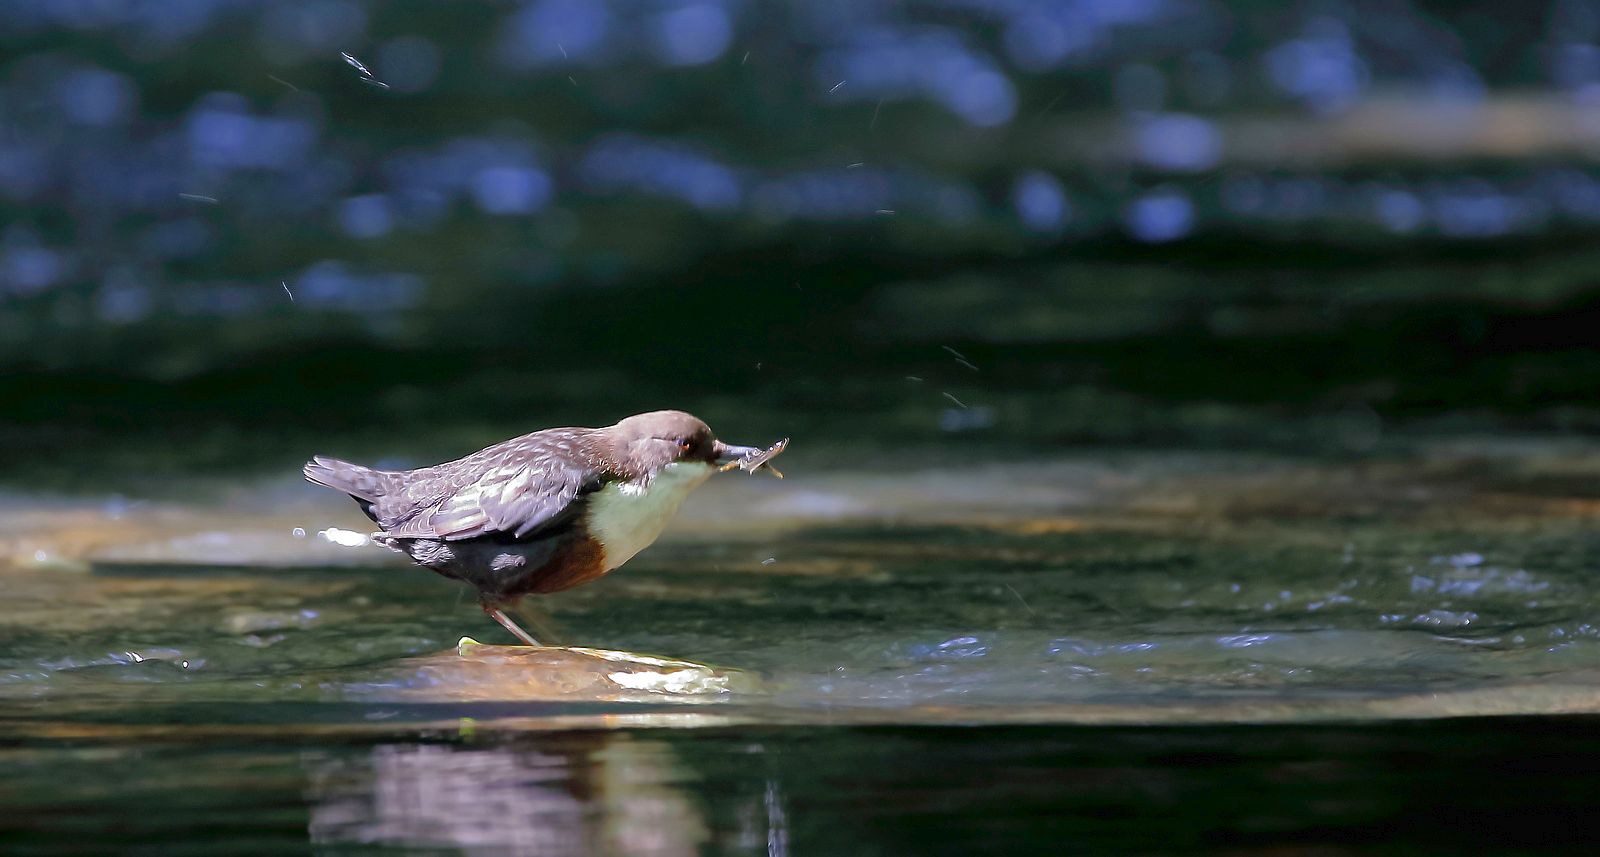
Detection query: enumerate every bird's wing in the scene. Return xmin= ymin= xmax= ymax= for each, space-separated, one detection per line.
xmin=382 ymin=440 xmax=600 ymax=541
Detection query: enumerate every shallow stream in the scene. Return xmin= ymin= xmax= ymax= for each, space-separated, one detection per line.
xmin=6 ymin=441 xmax=1600 ymax=852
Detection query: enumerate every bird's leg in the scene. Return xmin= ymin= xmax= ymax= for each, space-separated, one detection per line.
xmin=482 ymin=602 xmax=541 ymax=647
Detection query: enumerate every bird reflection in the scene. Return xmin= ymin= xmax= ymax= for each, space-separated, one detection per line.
xmin=305 ymin=732 xmax=788 ymax=856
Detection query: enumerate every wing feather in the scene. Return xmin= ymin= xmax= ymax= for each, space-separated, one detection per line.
xmin=378 ymin=434 xmax=600 ymax=541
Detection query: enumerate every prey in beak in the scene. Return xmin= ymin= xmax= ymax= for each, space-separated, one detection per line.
xmin=715 ymin=437 xmax=789 ymax=478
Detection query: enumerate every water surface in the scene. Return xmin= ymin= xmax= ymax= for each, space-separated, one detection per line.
xmin=6 ymin=441 xmax=1600 ymax=851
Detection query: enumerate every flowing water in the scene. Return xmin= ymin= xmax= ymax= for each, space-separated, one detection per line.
xmin=14 ymin=2 xmax=1600 ymax=851
xmin=6 ymin=439 xmax=1600 ymax=853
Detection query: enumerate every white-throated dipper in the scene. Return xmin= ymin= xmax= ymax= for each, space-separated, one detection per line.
xmin=304 ymin=410 xmax=785 ymax=646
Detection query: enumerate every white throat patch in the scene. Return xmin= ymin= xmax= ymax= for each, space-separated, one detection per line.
xmin=587 ymin=461 xmax=714 ymax=570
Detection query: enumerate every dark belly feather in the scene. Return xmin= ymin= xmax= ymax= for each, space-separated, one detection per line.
xmin=380 ymin=524 xmax=610 ymax=601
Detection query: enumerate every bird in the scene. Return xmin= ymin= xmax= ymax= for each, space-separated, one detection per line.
xmin=303 ymin=410 xmax=783 ymax=646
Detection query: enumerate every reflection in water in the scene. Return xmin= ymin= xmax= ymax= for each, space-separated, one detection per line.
xmin=306 ymin=733 xmax=787 ymax=856
xmin=763 ymin=778 xmax=789 ymax=857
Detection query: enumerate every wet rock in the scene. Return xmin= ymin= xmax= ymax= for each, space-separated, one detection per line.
xmin=358 ymin=638 xmax=761 ymax=703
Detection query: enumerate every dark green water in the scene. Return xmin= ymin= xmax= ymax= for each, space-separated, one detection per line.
xmin=9 ymin=239 xmax=1600 ymax=851
xmin=10 ymin=721 xmax=1600 ymax=855
xmin=6 ymin=443 xmax=1600 ymax=852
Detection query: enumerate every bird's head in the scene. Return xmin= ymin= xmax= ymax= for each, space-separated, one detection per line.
xmin=609 ymin=410 xmax=763 ymax=479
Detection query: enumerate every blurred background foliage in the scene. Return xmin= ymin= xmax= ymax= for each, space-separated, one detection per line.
xmin=6 ymin=0 xmax=1600 ymax=489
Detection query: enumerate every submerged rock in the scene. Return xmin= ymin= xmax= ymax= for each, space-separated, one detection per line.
xmin=361 ymin=638 xmax=761 ymax=703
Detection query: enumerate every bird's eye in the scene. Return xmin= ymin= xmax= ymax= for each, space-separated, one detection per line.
xmin=677 ymin=439 xmax=693 ymax=453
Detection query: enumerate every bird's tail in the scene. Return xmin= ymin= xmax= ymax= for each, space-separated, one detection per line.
xmin=302 ymin=455 xmax=397 ymax=502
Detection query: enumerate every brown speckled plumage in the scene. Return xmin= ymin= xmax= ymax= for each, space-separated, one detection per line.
xmin=304 ymin=410 xmax=774 ymax=644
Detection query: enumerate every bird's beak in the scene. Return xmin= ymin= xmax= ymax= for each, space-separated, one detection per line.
xmin=713 ymin=441 xmax=762 ymax=466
